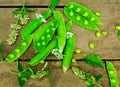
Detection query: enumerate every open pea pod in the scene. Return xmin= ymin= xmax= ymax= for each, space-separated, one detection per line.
xmin=106 ymin=61 xmax=119 ymax=87
xmin=54 ymin=11 xmax=66 ymax=53
xmin=64 ymin=7 xmax=99 ymax=31
xmin=6 ymin=35 xmax=32 ymax=62
xmin=33 ymin=20 xmax=58 ymax=52
xmin=65 ymin=2 xmax=102 ymax=25
xmin=21 ymin=10 xmax=52 ymax=40
xmin=28 ymin=38 xmax=57 ymax=66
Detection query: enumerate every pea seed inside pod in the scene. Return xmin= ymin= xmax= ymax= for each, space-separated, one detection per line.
xmin=21 ymin=42 xmax=27 ymax=46
xmin=69 ymin=11 xmax=74 ymax=16
xmin=69 ymin=4 xmax=74 ymax=8
xmin=76 ymin=16 xmax=80 ymax=21
xmin=41 ymin=36 xmax=45 ymax=40
xmin=15 ymin=49 xmax=20 ymax=53
xmin=9 ymin=54 xmax=15 ymax=58
xmin=76 ymin=8 xmax=81 ymax=12
xmin=42 ymin=41 xmax=46 ymax=45
xmin=83 ymin=12 xmax=88 ymax=17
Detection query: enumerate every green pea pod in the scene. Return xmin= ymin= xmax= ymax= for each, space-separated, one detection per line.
xmin=62 ymin=34 xmax=76 ymax=73
xmin=33 ymin=20 xmax=58 ymax=52
xmin=64 ymin=7 xmax=99 ymax=31
xmin=28 ymin=38 xmax=57 ymax=66
xmin=54 ymin=11 xmax=66 ymax=53
xmin=50 ymin=0 xmax=59 ymax=11
xmin=106 ymin=61 xmax=119 ymax=87
xmin=118 ymin=30 xmax=120 ymax=40
xmin=21 ymin=10 xmax=52 ymax=40
xmin=6 ymin=35 xmax=32 ymax=62
xmin=66 ymin=21 xmax=72 ymax=32
xmin=65 ymin=2 xmax=102 ymax=25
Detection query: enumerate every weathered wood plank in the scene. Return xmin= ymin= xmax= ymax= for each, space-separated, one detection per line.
xmin=0 ymin=61 xmax=110 ymax=87
xmin=0 ymin=7 xmax=120 ymax=60
xmin=0 ymin=0 xmax=120 ymax=6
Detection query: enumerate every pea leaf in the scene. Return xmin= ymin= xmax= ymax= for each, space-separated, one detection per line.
xmin=95 ymin=74 xmax=104 ymax=82
xmin=18 ymin=76 xmax=26 ymax=87
xmin=25 ymin=8 xmax=35 ymax=13
xmin=83 ymin=53 xmax=104 ymax=68
xmin=23 ymin=68 xmax=33 ymax=78
xmin=50 ymin=0 xmax=59 ymax=10
xmin=18 ymin=62 xmax=23 ymax=72
xmin=12 ymin=8 xmax=22 ymax=15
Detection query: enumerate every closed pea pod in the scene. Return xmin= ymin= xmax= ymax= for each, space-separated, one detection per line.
xmin=62 ymin=34 xmax=76 ymax=73
xmin=54 ymin=11 xmax=66 ymax=53
xmin=106 ymin=61 xmax=119 ymax=87
xmin=33 ymin=20 xmax=58 ymax=52
xmin=64 ymin=7 xmax=99 ymax=31
xmin=28 ymin=38 xmax=57 ymax=66
xmin=6 ymin=35 xmax=32 ymax=62
xmin=66 ymin=2 xmax=102 ymax=25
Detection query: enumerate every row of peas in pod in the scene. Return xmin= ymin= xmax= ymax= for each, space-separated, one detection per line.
xmin=6 ymin=1 xmax=103 ymax=74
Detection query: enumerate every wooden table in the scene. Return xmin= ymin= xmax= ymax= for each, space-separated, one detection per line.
xmin=0 ymin=0 xmax=120 ymax=87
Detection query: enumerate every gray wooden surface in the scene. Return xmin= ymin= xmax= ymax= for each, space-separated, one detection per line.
xmin=0 ymin=0 xmax=120 ymax=87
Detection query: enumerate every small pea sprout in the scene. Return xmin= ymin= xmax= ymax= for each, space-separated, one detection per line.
xmin=66 ymin=32 xmax=73 ymax=39
xmin=35 ymin=13 xmax=46 ymax=23
xmin=95 ymin=31 xmax=101 ymax=37
xmin=52 ymin=48 xmax=63 ymax=59
xmin=101 ymin=30 xmax=108 ymax=36
xmin=88 ymin=42 xmax=95 ymax=49
xmin=72 ymin=67 xmax=103 ymax=87
xmin=75 ymin=48 xmax=81 ymax=54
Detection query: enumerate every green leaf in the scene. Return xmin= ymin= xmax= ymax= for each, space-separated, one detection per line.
xmin=18 ymin=62 xmax=23 ymax=72
xmin=25 ymin=8 xmax=35 ymax=13
xmin=18 ymin=76 xmax=26 ymax=87
xmin=23 ymin=68 xmax=33 ymax=78
xmin=50 ymin=0 xmax=59 ymax=10
xmin=85 ymin=72 xmax=91 ymax=78
xmin=12 ymin=8 xmax=22 ymax=15
xmin=95 ymin=74 xmax=104 ymax=82
xmin=83 ymin=53 xmax=104 ymax=68
xmin=87 ymin=84 xmax=94 ymax=87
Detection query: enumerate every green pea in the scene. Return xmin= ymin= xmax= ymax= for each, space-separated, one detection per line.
xmin=21 ymin=10 xmax=52 ymax=40
xmin=33 ymin=20 xmax=58 ymax=52
xmin=89 ymin=42 xmax=94 ymax=49
xmin=72 ymin=58 xmax=76 ymax=63
xmin=75 ymin=48 xmax=81 ymax=54
xmin=28 ymin=38 xmax=57 ymax=66
xmin=115 ymin=25 xmax=120 ymax=30
xmin=62 ymin=34 xmax=76 ymax=73
xmin=54 ymin=11 xmax=66 ymax=53
xmin=101 ymin=30 xmax=108 ymax=36
xmin=64 ymin=7 xmax=99 ymax=31
xmin=95 ymin=31 xmax=101 ymax=37
xmin=106 ymin=61 xmax=119 ymax=87
xmin=65 ymin=2 xmax=102 ymax=25
xmin=6 ymin=35 xmax=32 ymax=62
